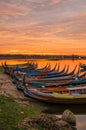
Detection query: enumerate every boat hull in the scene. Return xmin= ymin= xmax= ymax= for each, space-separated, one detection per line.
xmin=23 ymin=88 xmax=86 ymax=104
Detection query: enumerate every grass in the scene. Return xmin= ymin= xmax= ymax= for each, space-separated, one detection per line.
xmin=0 ymin=66 xmax=4 ymax=71
xmin=0 ymin=95 xmax=40 ymax=130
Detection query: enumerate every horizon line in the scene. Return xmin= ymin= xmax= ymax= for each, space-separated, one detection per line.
xmin=0 ymin=53 xmax=86 ymax=56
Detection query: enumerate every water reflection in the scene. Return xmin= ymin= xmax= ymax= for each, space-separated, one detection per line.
xmin=77 ymin=115 xmax=86 ymax=130
xmin=43 ymin=104 xmax=86 ymax=130
xmin=43 ymin=104 xmax=86 ymax=115
xmin=0 ymin=59 xmax=86 ymax=72
xmin=0 ymin=59 xmax=28 ymax=65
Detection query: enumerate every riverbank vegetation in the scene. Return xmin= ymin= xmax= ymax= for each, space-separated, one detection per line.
xmin=0 ymin=95 xmax=40 ymax=130
xmin=0 ymin=66 xmax=3 ymax=71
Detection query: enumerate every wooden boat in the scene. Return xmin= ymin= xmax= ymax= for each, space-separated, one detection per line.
xmin=3 ymin=61 xmax=38 ymax=69
xmin=81 ymin=69 xmax=86 ymax=72
xmin=12 ymin=71 xmax=74 ymax=85
xmin=25 ymin=75 xmax=75 ymax=83
xmin=11 ymin=67 xmax=86 ymax=89
xmin=23 ymin=86 xmax=86 ymax=104
xmin=24 ymin=80 xmax=71 ymax=88
xmin=3 ymin=62 xmax=57 ymax=76
xmin=2 ymin=61 xmax=38 ymax=74
xmin=25 ymin=64 xmax=66 ymax=77
xmin=42 ymin=63 xmax=59 ymax=74
xmin=8 ymin=64 xmax=77 ymax=82
xmin=23 ymin=72 xmax=86 ymax=88
xmin=24 ymin=66 xmax=79 ymax=83
xmin=11 ymin=70 xmax=73 ymax=88
xmin=80 ymin=63 xmax=86 ymax=69
xmin=36 ymin=63 xmax=50 ymax=72
xmin=8 ymin=63 xmax=66 ymax=78
xmin=55 ymin=64 xmax=66 ymax=74
xmin=25 ymin=64 xmax=76 ymax=78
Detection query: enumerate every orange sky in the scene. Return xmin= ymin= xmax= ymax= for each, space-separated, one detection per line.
xmin=0 ymin=0 xmax=86 ymax=55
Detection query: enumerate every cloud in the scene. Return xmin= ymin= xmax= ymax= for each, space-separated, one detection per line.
xmin=56 ymin=13 xmax=86 ymax=40
xmin=8 ymin=50 xmax=20 ymax=53
xmin=51 ymin=0 xmax=62 ymax=5
xmin=0 ymin=1 xmax=29 ymax=19
xmin=0 ymin=0 xmax=86 ymax=54
xmin=0 ymin=12 xmax=85 ymax=40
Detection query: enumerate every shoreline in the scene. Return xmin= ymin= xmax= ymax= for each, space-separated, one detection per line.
xmin=0 ymin=70 xmax=77 ymax=130
xmin=0 ymin=54 xmax=86 ymax=61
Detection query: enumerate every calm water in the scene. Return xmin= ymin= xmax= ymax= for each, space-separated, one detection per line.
xmin=0 ymin=59 xmax=86 ymax=71
xmin=0 ymin=59 xmax=86 ymax=130
xmin=43 ymin=103 xmax=86 ymax=130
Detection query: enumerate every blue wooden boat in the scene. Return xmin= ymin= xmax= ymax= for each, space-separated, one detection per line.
xmin=25 ymin=64 xmax=66 ymax=77
xmin=2 ymin=61 xmax=38 ymax=74
xmin=80 ymin=63 xmax=86 ymax=69
xmin=23 ymin=86 xmax=86 ymax=104
xmin=11 ymin=68 xmax=86 ymax=88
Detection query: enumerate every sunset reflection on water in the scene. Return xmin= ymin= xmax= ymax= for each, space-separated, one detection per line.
xmin=0 ymin=59 xmax=86 ymax=72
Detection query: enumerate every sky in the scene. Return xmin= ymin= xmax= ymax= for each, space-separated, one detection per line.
xmin=0 ymin=0 xmax=86 ymax=55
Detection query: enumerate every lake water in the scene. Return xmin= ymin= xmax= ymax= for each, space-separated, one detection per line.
xmin=0 ymin=59 xmax=86 ymax=71
xmin=43 ymin=103 xmax=86 ymax=130
xmin=0 ymin=59 xmax=86 ymax=130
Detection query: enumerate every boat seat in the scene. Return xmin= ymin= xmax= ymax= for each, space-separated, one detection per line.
xmin=72 ymin=91 xmax=80 ymax=95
